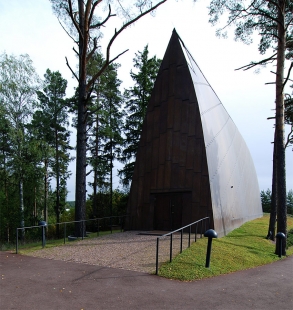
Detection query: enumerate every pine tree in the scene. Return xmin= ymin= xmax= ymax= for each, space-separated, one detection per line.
xmin=34 ymin=69 xmax=72 ymax=233
xmin=119 ymin=45 xmax=161 ymax=188
xmin=86 ymin=53 xmax=123 ymax=217
xmin=49 ymin=0 xmax=168 ymax=237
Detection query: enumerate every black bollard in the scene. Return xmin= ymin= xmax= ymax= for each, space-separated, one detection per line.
xmin=275 ymin=232 xmax=286 ymax=257
xmin=39 ymin=221 xmax=47 ymax=248
xmin=204 ymin=229 xmax=218 ymax=268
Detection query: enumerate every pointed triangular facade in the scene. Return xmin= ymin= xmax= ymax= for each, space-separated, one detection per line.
xmin=126 ymin=30 xmax=262 ymax=236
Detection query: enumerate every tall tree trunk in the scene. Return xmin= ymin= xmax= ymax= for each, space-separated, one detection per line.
xmin=93 ymin=113 xmax=99 ymax=218
xmin=55 ymin=129 xmax=60 ymax=237
xmin=110 ymin=101 xmax=113 ymax=217
xmin=44 ymin=158 xmax=48 ymax=223
xmin=34 ymin=187 xmax=37 ymax=225
xmin=75 ymin=0 xmax=88 ymax=237
xmin=267 ymin=132 xmax=277 ymax=240
xmin=110 ymin=141 xmax=113 ymax=217
xmin=19 ymin=179 xmax=24 ymax=241
xmin=275 ymin=0 xmax=287 ymax=255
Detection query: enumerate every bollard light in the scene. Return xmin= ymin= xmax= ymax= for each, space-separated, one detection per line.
xmin=39 ymin=221 xmax=47 ymax=248
xmin=204 ymin=229 xmax=218 ymax=268
xmin=276 ymin=232 xmax=286 ymax=258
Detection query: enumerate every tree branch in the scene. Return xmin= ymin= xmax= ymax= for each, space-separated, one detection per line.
xmin=235 ymin=53 xmax=277 ymax=70
xmin=65 ymin=56 xmax=79 ymax=81
xmin=57 ymin=17 xmax=78 ymax=44
xmin=86 ymin=37 xmax=98 ymax=62
xmin=285 ymin=126 xmax=293 ymax=149
xmin=73 ymin=47 xmax=79 ymax=56
xmin=67 ymin=0 xmax=83 ymax=39
xmin=282 ymin=62 xmax=293 ymax=90
xmin=86 ymin=0 xmax=167 ymax=89
xmin=90 ymin=4 xmax=116 ymax=29
xmin=88 ymin=0 xmax=103 ymax=26
xmin=86 ymin=169 xmax=93 ymax=176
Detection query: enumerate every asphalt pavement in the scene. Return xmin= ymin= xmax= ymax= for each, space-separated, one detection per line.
xmin=0 ymin=251 xmax=292 ymax=310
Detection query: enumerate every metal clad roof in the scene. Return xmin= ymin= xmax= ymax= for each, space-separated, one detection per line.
xmin=178 ymin=35 xmax=262 ymax=235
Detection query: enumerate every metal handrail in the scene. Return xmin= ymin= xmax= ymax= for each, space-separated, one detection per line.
xmin=155 ymin=217 xmax=210 ymax=275
xmin=16 ymin=214 xmax=130 ymax=254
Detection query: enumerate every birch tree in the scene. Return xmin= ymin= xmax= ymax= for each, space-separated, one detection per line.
xmin=0 ymin=53 xmax=39 ymax=235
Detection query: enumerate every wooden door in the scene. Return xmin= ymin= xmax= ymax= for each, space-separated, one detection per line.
xmin=154 ymin=193 xmax=186 ymax=231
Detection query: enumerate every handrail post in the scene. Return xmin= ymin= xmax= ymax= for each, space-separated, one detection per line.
xmin=16 ymin=228 xmax=18 ymax=254
xmin=170 ymin=234 xmax=173 ymax=262
xmin=64 ymin=223 xmax=66 ymax=244
xmin=97 ymin=219 xmax=100 ymax=236
xmin=189 ymin=226 xmax=191 ymax=247
xmin=180 ymin=229 xmax=183 ymax=253
xmin=156 ymin=237 xmax=159 ymax=275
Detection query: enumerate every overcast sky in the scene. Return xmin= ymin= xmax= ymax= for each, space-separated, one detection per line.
xmin=1 ymin=0 xmax=292 ymax=200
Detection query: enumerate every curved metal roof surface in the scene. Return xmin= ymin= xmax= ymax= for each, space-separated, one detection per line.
xmin=178 ymin=36 xmax=262 ymax=235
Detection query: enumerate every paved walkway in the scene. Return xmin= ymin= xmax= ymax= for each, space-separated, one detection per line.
xmin=1 ymin=251 xmax=292 ymax=310
xmin=26 ymin=231 xmax=195 ymax=274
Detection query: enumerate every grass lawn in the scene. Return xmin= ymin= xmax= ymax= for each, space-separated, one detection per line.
xmin=158 ymin=214 xmax=293 ymax=281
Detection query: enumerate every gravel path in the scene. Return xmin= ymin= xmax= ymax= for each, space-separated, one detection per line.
xmin=28 ymin=231 xmax=194 ymax=274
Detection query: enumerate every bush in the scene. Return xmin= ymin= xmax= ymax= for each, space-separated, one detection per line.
xmin=287 ymin=190 xmax=293 ymax=215
xmin=260 ymin=189 xmax=271 ymax=212
xmin=287 ymin=228 xmax=293 ymax=249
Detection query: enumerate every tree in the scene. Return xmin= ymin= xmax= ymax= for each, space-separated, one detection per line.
xmin=0 ymin=53 xmax=39 ymax=237
xmin=34 ymin=69 xmax=72 ymax=234
xmin=119 ymin=45 xmax=161 ymax=187
xmin=95 ymin=64 xmax=124 ymax=217
xmin=261 ymin=189 xmax=271 ymax=213
xmin=86 ymin=53 xmax=124 ymax=218
xmin=208 ymin=0 xmax=292 ymax=254
xmin=0 ymin=102 xmax=13 ymax=242
xmin=50 ymin=0 xmax=168 ymax=236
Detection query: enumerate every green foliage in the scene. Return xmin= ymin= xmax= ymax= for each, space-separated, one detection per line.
xmin=260 ymin=188 xmax=292 ymax=215
xmin=208 ymin=0 xmax=292 ymax=56
xmin=0 ymin=52 xmax=41 ymax=242
xmin=86 ymin=54 xmax=124 ymax=192
xmin=159 ymin=215 xmax=293 ymax=281
xmin=260 ymin=188 xmax=271 ymax=213
xmin=33 ymin=69 xmax=72 ymax=225
xmin=287 ymin=228 xmax=293 ymax=248
xmin=0 ymin=56 xmax=74 ymax=244
xmin=119 ymin=45 xmax=161 ymax=187
xmin=87 ymin=189 xmax=129 ymax=219
xmin=285 ymin=85 xmax=293 ymax=150
xmin=287 ymin=190 xmax=293 ymax=215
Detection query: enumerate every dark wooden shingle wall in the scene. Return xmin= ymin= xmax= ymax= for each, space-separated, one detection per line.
xmin=126 ymin=30 xmax=213 ymax=231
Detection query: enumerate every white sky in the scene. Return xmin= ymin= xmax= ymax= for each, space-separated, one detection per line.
xmin=1 ymin=0 xmax=292 ymax=201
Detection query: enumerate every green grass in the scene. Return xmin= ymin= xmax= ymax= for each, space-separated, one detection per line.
xmin=158 ymin=214 xmax=293 ymax=281
xmin=3 ymin=230 xmax=121 ymax=254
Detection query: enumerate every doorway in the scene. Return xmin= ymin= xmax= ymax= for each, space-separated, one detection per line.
xmin=153 ymin=192 xmax=191 ymax=231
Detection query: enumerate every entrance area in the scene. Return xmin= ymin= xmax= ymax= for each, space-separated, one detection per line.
xmin=153 ymin=192 xmax=192 ymax=231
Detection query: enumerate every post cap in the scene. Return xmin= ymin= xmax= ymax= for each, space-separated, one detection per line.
xmin=204 ymin=229 xmax=218 ymax=238
xmin=276 ymin=232 xmax=286 ymax=239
